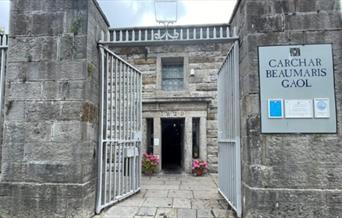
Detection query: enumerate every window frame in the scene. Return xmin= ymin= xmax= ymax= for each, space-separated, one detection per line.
xmin=156 ymin=54 xmax=189 ymax=92
xmin=161 ymin=57 xmax=184 ymax=91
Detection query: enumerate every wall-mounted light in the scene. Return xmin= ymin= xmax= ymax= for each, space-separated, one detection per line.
xmin=190 ymin=68 xmax=195 ymax=76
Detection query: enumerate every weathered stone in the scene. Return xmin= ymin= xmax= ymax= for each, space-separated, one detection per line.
xmin=25 ymin=101 xmax=60 ymax=121
xmin=134 ymin=58 xmax=156 ymax=65
xmin=81 ymin=102 xmax=97 ymax=123
xmin=0 ymin=0 xmax=108 ymax=217
xmin=52 ymin=121 xmax=82 ymax=142
xmin=58 ymin=81 xmax=85 ymax=100
xmin=8 ymin=82 xmax=42 ymax=100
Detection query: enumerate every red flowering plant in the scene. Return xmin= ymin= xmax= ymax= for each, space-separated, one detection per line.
xmin=142 ymin=153 xmax=160 ymax=176
xmin=192 ymin=159 xmax=208 ymax=176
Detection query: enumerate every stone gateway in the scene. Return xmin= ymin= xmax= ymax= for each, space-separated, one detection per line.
xmin=0 ymin=0 xmax=340 ymax=217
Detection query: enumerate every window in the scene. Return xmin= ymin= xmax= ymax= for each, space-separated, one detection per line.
xmin=161 ymin=57 xmax=184 ymax=91
xmin=192 ymin=118 xmax=200 ymax=159
xmin=146 ymin=118 xmax=154 ymax=154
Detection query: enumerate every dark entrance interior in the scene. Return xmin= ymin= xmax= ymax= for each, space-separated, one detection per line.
xmin=161 ymin=118 xmax=184 ymax=171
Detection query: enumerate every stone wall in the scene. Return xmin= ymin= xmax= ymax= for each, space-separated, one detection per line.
xmin=230 ymin=0 xmax=342 ymax=217
xmin=111 ymin=42 xmax=231 ymax=172
xmin=0 ymin=0 xmax=108 ymax=217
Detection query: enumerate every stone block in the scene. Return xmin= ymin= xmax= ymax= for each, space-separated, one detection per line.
xmin=11 ymin=196 xmax=39 ymax=218
xmin=60 ymin=101 xmax=82 ymax=121
xmin=61 ymin=61 xmax=87 ymax=80
xmin=8 ymin=82 xmax=42 ymax=100
xmin=52 ymin=121 xmax=83 ymax=142
xmin=8 ymin=36 xmax=58 ymax=62
xmin=81 ymin=102 xmax=98 ymax=123
xmin=5 ymin=100 xmax=25 ymax=121
xmin=42 ymin=81 xmax=59 ymax=100
xmin=316 ymin=0 xmax=341 ymax=11
xmin=38 ymin=196 xmax=67 ymax=218
xmin=32 ymin=12 xmax=64 ymax=36
xmin=1 ymin=142 xmax=24 ymax=163
xmin=247 ymin=14 xmax=285 ymax=33
xmin=23 ymin=142 xmax=74 ymax=162
xmin=246 ymin=1 xmax=269 ymax=16
xmin=3 ymin=122 xmax=25 ymax=144
xmin=11 ymin=0 xmax=87 ymax=12
xmin=25 ymin=162 xmax=83 ymax=183
xmin=9 ymin=12 xmax=33 ymax=36
xmin=134 ymin=58 xmax=156 ymax=65
xmin=73 ymin=35 xmax=88 ymax=59
xmin=0 ymin=196 xmax=13 ymax=217
xmin=285 ymin=12 xmax=342 ymax=31
xmin=58 ymin=81 xmax=86 ymax=100
xmin=24 ymin=122 xmax=52 ymax=142
xmin=25 ymin=101 xmax=60 ymax=122
xmin=27 ymin=61 xmax=58 ymax=81
xmin=290 ymin=0 xmax=317 ymax=12
xmin=59 ymin=34 xmax=75 ymax=61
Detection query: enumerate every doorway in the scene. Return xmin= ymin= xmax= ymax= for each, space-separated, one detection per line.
xmin=161 ymin=118 xmax=184 ymax=171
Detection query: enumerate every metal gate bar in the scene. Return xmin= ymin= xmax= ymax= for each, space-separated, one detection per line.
xmin=217 ymin=40 xmax=241 ymax=217
xmin=96 ymin=44 xmax=142 ymax=214
xmin=0 ymin=34 xmax=8 ymax=118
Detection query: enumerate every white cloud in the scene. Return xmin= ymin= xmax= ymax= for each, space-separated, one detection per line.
xmin=177 ymin=1 xmax=236 ymax=25
xmin=99 ymin=0 xmax=237 ymax=27
xmin=0 ymin=0 xmax=237 ymax=31
xmin=0 ymin=1 xmax=10 ymax=32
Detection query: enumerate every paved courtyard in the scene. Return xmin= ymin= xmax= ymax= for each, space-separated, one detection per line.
xmin=97 ymin=174 xmax=236 ymax=218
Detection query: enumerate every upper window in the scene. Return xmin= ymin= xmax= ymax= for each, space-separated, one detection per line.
xmin=161 ymin=57 xmax=184 ymax=91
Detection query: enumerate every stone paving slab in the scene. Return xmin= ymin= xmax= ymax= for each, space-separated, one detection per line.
xmin=99 ymin=174 xmax=236 ymax=218
xmin=168 ymin=190 xmax=193 ymax=198
xmin=145 ymin=189 xmax=169 ymax=198
xmin=172 ymin=198 xmax=192 ymax=209
xmin=142 ymin=197 xmax=173 ymax=208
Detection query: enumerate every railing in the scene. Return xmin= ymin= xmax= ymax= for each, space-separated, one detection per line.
xmin=0 ymin=34 xmax=8 ymax=173
xmin=100 ymin=24 xmax=238 ymax=45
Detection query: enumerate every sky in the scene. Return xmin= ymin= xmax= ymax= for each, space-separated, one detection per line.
xmin=0 ymin=0 xmax=237 ymax=32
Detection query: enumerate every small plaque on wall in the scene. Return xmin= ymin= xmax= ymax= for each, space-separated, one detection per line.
xmin=268 ymin=99 xmax=283 ymax=119
xmin=284 ymin=99 xmax=313 ymax=118
xmin=154 ymin=138 xmax=160 ymax=146
xmin=314 ymin=98 xmax=330 ymax=118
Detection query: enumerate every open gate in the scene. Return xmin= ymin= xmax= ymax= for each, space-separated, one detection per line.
xmin=217 ymin=40 xmax=241 ymax=217
xmin=96 ymin=44 xmax=142 ymax=213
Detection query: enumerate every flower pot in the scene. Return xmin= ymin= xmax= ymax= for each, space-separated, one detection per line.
xmin=143 ymin=171 xmax=154 ymax=176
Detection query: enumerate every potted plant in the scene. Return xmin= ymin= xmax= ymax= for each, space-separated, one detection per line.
xmin=192 ymin=159 xmax=208 ymax=176
xmin=142 ymin=153 xmax=159 ymax=176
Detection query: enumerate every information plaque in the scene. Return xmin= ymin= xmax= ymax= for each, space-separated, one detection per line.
xmin=284 ymin=99 xmax=313 ymax=118
xmin=259 ymin=44 xmax=336 ymax=133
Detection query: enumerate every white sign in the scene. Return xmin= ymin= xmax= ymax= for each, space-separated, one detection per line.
xmin=314 ymin=98 xmax=330 ymax=118
xmin=285 ymin=99 xmax=313 ymax=118
xmin=259 ymin=44 xmax=336 ymax=133
xmin=154 ymin=138 xmax=160 ymax=146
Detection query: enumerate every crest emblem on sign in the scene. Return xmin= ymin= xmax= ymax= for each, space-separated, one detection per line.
xmin=290 ymin=47 xmax=301 ymax=56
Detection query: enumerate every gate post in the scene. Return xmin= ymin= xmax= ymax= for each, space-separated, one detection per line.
xmin=0 ymin=0 xmax=108 ymax=217
xmin=229 ymin=0 xmax=342 ymax=217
